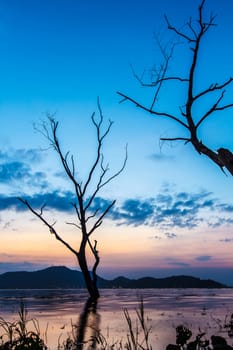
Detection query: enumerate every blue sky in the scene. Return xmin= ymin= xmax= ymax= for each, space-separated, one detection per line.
xmin=1 ymin=0 xmax=233 ymax=285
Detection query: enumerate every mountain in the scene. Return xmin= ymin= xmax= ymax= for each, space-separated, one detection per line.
xmin=0 ymin=266 xmax=86 ymax=289
xmin=109 ymin=275 xmax=226 ymax=288
xmin=0 ymin=266 xmax=227 ymax=289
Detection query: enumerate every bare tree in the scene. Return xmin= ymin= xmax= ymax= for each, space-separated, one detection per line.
xmin=117 ymin=0 xmax=233 ymax=175
xmin=19 ymin=101 xmax=127 ymax=299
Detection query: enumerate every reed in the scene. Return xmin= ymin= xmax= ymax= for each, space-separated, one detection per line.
xmin=0 ymin=300 xmax=47 ymax=349
xmin=0 ymin=300 xmax=232 ymax=350
xmin=123 ymin=297 xmax=152 ymax=350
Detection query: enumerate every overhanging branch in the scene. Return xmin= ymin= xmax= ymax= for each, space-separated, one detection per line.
xmin=117 ymin=92 xmax=189 ymax=129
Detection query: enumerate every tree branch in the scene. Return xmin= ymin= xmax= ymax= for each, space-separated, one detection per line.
xmin=86 ymin=208 xmax=100 ymax=223
xmin=193 ymin=78 xmax=233 ymax=101
xmin=82 ymin=101 xmax=114 ymax=197
xmin=66 ymin=222 xmax=82 ymax=230
xmin=160 ymin=137 xmax=191 ymax=143
xmin=18 ymin=198 xmax=78 ymax=257
xmin=91 ymin=240 xmax=100 ymax=288
xmin=71 ymin=202 xmax=82 ymax=222
xmin=88 ymin=200 xmax=116 ymax=236
xmin=164 ymin=15 xmax=195 ymax=43
xmin=117 ymin=91 xmax=189 ymax=129
xmin=84 ymin=144 xmax=127 ymax=212
xmin=195 ymin=91 xmax=233 ymax=129
xmin=44 ymin=115 xmax=83 ymax=199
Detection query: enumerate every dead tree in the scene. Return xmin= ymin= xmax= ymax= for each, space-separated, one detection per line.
xmin=117 ymin=0 xmax=233 ymax=175
xmin=19 ymin=101 xmax=127 ymax=300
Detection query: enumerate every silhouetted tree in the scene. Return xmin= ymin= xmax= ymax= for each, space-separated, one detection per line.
xmin=118 ymin=0 xmax=233 ymax=175
xmin=19 ymin=101 xmax=127 ymax=300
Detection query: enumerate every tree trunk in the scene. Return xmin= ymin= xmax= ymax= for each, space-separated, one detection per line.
xmin=78 ymin=246 xmax=100 ymax=299
xmin=217 ymin=148 xmax=233 ymax=176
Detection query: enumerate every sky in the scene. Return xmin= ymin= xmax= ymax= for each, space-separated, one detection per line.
xmin=1 ymin=0 xmax=233 ymax=285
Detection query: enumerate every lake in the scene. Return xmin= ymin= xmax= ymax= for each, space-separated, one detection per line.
xmin=0 ymin=288 xmax=233 ymax=349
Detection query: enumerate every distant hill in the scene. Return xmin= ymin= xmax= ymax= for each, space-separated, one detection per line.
xmin=0 ymin=266 xmax=227 ymax=289
xmin=109 ymin=275 xmax=226 ymax=289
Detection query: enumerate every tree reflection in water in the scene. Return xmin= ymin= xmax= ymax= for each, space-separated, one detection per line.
xmin=75 ymin=297 xmax=100 ymax=350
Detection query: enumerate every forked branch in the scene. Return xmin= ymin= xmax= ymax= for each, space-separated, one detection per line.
xmin=18 ymin=198 xmax=78 ymax=257
xmin=118 ymin=0 xmax=233 ymax=175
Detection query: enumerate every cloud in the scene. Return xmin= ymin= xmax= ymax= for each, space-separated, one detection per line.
xmin=166 ymin=259 xmax=190 ymax=267
xmin=0 ymin=191 xmax=76 ymax=212
xmin=0 ymin=149 xmax=43 ymax=163
xmin=108 ymin=186 xmax=233 ymax=230
xmin=1 ymin=219 xmax=16 ymax=230
xmin=88 ymin=196 xmax=114 ymax=213
xmin=0 ymin=261 xmax=50 ymax=274
xmin=215 ymin=203 xmax=233 ymax=213
xmin=208 ymin=217 xmax=233 ymax=228
xmin=109 ymin=189 xmax=215 ymax=229
xmin=150 ymin=153 xmax=175 ymax=162
xmin=153 ymin=190 xmax=213 ymax=230
xmin=0 ymin=193 xmax=116 ymax=218
xmin=0 ymin=161 xmax=31 ymax=182
xmin=219 ymin=238 xmax=233 ymax=243
xmin=0 ymin=148 xmax=49 ymax=191
xmin=195 ymin=255 xmax=212 ymax=262
xmin=164 ymin=232 xmax=177 ymax=239
xmin=1 ymin=182 xmax=233 ymax=231
xmin=25 ymin=191 xmax=77 ymax=212
xmin=0 ymin=196 xmax=21 ymax=211
xmin=110 ymin=199 xmax=154 ymax=226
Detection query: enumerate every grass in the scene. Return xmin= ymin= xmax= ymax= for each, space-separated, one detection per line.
xmin=0 ymin=300 xmax=47 ymax=349
xmin=0 ymin=300 xmax=232 ymax=350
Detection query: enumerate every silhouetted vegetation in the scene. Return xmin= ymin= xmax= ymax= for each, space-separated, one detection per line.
xmin=166 ymin=324 xmax=233 ymax=350
xmin=19 ymin=101 xmax=127 ymax=299
xmin=0 ymin=301 xmax=47 ymax=349
xmin=1 ymin=301 xmax=233 ymax=350
xmin=118 ymin=0 xmax=233 ymax=175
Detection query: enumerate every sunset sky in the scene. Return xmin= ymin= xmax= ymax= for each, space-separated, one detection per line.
xmin=1 ymin=0 xmax=233 ymax=285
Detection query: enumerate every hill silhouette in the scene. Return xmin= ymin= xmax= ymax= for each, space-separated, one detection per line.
xmin=0 ymin=266 xmax=226 ymax=289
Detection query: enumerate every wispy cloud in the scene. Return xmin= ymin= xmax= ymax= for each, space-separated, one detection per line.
xmin=0 ymin=261 xmax=50 ymax=274
xmin=0 ymin=149 xmax=43 ymax=163
xmin=164 ymin=232 xmax=177 ymax=239
xmin=150 ymin=153 xmax=175 ymax=162
xmin=219 ymin=238 xmax=233 ymax=243
xmin=208 ymin=217 xmax=233 ymax=228
xmin=195 ymin=255 xmax=212 ymax=262
xmin=215 ymin=203 xmax=233 ymax=213
xmin=166 ymin=258 xmax=190 ymax=267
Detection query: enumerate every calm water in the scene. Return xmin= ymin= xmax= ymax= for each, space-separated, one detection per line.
xmin=0 ymin=288 xmax=233 ymax=349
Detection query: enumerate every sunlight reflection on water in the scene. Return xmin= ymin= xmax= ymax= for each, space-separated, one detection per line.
xmin=0 ymin=288 xmax=233 ymax=349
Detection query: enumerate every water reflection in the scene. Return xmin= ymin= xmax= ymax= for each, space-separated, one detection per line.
xmin=0 ymin=289 xmax=233 ymax=350
xmin=75 ymin=297 xmax=100 ymax=350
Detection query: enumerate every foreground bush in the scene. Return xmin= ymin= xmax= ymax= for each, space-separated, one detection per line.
xmin=0 ymin=301 xmax=47 ymax=349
